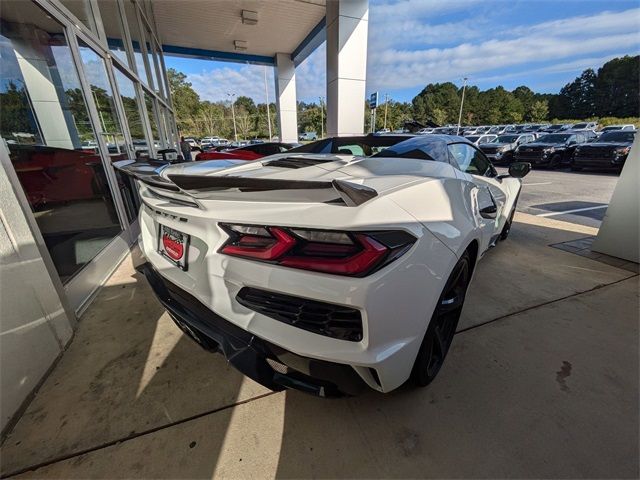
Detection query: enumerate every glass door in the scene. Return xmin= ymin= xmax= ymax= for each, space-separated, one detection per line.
xmin=0 ymin=1 xmax=131 ymax=312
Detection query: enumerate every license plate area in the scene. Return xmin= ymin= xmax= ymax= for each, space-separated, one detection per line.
xmin=158 ymin=224 xmax=189 ymax=270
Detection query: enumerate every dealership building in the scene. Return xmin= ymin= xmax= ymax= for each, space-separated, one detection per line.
xmin=0 ymin=0 xmax=369 ymax=434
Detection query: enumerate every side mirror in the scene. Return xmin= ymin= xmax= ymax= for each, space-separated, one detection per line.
xmin=508 ymin=161 xmax=531 ymax=178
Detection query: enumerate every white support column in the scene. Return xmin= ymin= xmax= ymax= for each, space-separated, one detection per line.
xmin=326 ymin=0 xmax=369 ymax=137
xmin=275 ymin=53 xmax=298 ymax=143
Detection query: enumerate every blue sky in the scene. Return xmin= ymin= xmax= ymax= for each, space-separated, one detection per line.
xmin=165 ymin=0 xmax=640 ymax=105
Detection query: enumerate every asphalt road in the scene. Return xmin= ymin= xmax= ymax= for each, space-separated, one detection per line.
xmin=495 ymin=167 xmax=620 ymax=228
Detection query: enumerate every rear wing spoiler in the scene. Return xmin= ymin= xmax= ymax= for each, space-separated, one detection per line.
xmin=115 ymin=160 xmax=378 ymax=206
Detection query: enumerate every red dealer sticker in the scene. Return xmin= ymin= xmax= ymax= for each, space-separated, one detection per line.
xmin=158 ymin=224 xmax=189 ymax=270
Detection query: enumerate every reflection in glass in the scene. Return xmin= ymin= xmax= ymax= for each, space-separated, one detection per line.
xmin=144 ymin=91 xmax=161 ymax=152
xmin=122 ymin=0 xmax=148 ymax=85
xmin=141 ymin=22 xmax=160 ymax=94
xmin=113 ymin=67 xmax=146 ymax=222
xmin=97 ymin=0 xmax=129 ymax=66
xmin=113 ymin=68 xmax=146 ymax=150
xmin=59 ymin=0 xmax=98 ymax=33
xmin=77 ymin=40 xmax=127 ymax=160
xmin=0 ymin=0 xmax=122 ymax=283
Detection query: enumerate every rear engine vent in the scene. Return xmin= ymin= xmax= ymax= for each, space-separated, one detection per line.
xmin=266 ymin=157 xmax=332 ymax=169
xmin=237 ymin=287 xmax=363 ymax=341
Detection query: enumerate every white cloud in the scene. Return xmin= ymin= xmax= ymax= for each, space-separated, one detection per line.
xmin=187 ymin=64 xmax=276 ymax=104
xmin=366 ymin=8 xmax=640 ymax=91
xmin=172 ymin=5 xmax=639 ymax=103
xmin=473 ymin=52 xmax=633 ymax=84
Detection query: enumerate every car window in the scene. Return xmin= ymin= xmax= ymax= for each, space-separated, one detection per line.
xmin=338 ymin=144 xmax=365 ymax=156
xmin=448 ymin=143 xmax=491 ymax=176
xmin=599 ymin=132 xmax=635 ymax=142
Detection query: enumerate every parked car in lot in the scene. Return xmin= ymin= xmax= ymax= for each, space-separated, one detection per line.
xmin=480 ymin=133 xmax=535 ymax=165
xmin=185 ymin=138 xmax=200 ymax=148
xmin=433 ymin=127 xmax=457 ymax=135
xmin=568 ymin=128 xmax=598 ymax=141
xmin=195 ymin=142 xmax=295 ymax=161
xmin=571 ymin=130 xmax=636 ymax=172
xmin=515 ymin=132 xmax=587 ymax=168
xmin=299 ymin=131 xmax=318 ymax=141
xmin=487 ymin=125 xmax=514 ymax=134
xmin=118 ymin=135 xmax=530 ymax=395
xmin=573 ymin=122 xmax=598 ymax=130
xmin=544 ymin=124 xmax=574 ymax=133
xmin=600 ymin=124 xmax=636 ymax=133
xmin=416 ymin=128 xmax=434 ymax=134
xmin=465 ymin=134 xmax=498 ymax=145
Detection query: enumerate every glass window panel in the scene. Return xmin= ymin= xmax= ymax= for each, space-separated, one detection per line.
xmin=144 ymin=91 xmax=160 ymax=151
xmin=77 ymin=39 xmax=128 ymax=161
xmin=97 ymin=0 xmax=129 ymax=67
xmin=113 ymin=68 xmax=147 ymax=153
xmin=156 ymin=46 xmax=171 ymax=101
xmin=151 ymin=41 xmax=164 ymax=97
xmin=112 ymin=68 xmax=146 ymax=222
xmin=141 ymin=22 xmax=159 ymax=93
xmin=59 ymin=0 xmax=98 ymax=34
xmin=122 ymin=0 xmax=147 ymax=85
xmin=0 ymin=0 xmax=122 ymax=282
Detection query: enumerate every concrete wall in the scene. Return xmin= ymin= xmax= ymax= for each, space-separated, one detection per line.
xmin=0 ymin=144 xmax=75 ymax=437
xmin=592 ymin=138 xmax=639 ymax=262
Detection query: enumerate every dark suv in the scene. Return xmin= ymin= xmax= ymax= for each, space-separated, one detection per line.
xmin=479 ymin=134 xmax=535 ymax=165
xmin=514 ymin=133 xmax=587 ymax=168
xmin=571 ymin=131 xmax=635 ymax=172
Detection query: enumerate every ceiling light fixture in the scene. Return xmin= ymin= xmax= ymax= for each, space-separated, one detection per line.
xmin=234 ymin=40 xmax=248 ymax=51
xmin=241 ymin=10 xmax=258 ymax=25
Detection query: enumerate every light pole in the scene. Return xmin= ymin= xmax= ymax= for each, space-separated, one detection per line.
xmin=319 ymin=96 xmax=324 ymax=139
xmin=457 ymin=77 xmax=468 ymax=135
xmin=227 ymin=92 xmax=238 ymax=143
xmin=383 ymin=93 xmax=389 ymax=130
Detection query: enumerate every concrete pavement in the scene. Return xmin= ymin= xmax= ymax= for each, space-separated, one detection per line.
xmin=506 ymin=168 xmax=619 ymax=228
xmin=1 ymin=212 xmax=638 ymax=478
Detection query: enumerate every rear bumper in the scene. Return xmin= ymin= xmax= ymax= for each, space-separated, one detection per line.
xmin=136 ymin=260 xmax=368 ymax=397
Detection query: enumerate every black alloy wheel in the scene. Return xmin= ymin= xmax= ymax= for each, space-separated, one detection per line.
xmin=550 ymin=153 xmax=562 ymax=169
xmin=411 ymin=251 xmax=471 ymax=386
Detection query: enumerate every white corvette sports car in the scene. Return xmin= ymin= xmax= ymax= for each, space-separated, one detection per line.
xmin=120 ymin=135 xmax=531 ymax=396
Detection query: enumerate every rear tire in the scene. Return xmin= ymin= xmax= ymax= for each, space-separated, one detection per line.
xmin=411 ymin=251 xmax=471 ymax=387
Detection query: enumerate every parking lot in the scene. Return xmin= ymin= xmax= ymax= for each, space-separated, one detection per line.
xmin=1 ymin=182 xmax=637 ymax=478
xmin=506 ymin=167 xmax=620 ymax=228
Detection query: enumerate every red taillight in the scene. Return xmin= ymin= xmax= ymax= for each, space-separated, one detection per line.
xmin=221 ymin=226 xmax=295 ymax=260
xmin=219 ymin=224 xmax=415 ymax=277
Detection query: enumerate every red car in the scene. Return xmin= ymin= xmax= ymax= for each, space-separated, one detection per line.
xmin=195 ymin=142 xmax=295 ymax=161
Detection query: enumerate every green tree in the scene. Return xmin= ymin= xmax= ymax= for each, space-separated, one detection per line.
xmin=594 ymin=55 xmax=639 ymax=117
xmin=167 ymin=68 xmax=200 ymax=133
xmin=529 ymin=100 xmax=549 ymax=122
xmin=0 ymin=81 xmax=40 ymax=141
xmin=557 ymin=68 xmax=597 ymax=119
